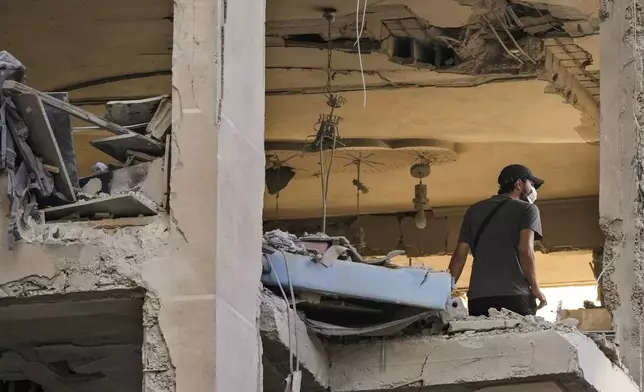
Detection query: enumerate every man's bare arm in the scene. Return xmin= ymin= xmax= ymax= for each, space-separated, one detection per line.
xmin=448 ymin=242 xmax=470 ymax=284
xmin=519 ymin=228 xmax=547 ymax=307
xmin=518 ymin=229 xmax=538 ymax=287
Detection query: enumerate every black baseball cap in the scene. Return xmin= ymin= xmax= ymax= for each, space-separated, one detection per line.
xmin=498 ymin=164 xmax=544 ymax=189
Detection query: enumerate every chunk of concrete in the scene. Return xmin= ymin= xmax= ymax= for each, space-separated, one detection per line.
xmin=146 ymin=97 xmax=171 ymax=141
xmin=448 ymin=318 xmax=521 ymax=333
xmin=106 ymin=95 xmax=168 ymax=127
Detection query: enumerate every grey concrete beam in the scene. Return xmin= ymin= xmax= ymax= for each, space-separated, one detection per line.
xmin=328 ymin=330 xmax=637 ymax=392
xmin=264 ymin=197 xmax=603 ymax=256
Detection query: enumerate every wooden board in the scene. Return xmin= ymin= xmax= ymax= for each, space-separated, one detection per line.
xmin=13 ymin=93 xmax=77 ymax=202
xmin=42 ymin=194 xmax=157 ymax=221
xmin=44 ymin=92 xmax=79 ymax=188
xmin=90 ymin=133 xmax=165 ymax=163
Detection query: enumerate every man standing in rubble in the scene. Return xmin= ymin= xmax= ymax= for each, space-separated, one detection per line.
xmin=448 ymin=164 xmax=547 ymax=316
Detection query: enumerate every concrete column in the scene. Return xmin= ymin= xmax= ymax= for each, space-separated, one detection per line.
xmin=171 ymin=0 xmax=265 ymax=391
xmin=599 ymin=0 xmax=644 ymax=384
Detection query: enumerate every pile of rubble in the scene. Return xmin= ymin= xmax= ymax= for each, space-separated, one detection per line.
xmin=447 ymin=307 xmax=580 ymax=335
xmin=446 ymin=307 xmax=623 ymax=370
xmin=0 ymin=51 xmax=170 ymax=249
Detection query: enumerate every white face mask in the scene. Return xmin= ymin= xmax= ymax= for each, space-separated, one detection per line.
xmin=525 ymin=187 xmax=538 ymax=204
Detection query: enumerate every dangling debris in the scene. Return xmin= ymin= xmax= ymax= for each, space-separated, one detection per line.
xmin=266 ymin=165 xmax=295 ymax=195
xmin=0 ymin=52 xmax=173 ymax=249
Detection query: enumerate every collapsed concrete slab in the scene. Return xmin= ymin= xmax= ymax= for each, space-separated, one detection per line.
xmin=260 ymin=289 xmax=638 ymax=392
xmin=328 ymin=329 xmax=637 ymax=392
xmin=259 ymin=290 xmax=329 ymax=392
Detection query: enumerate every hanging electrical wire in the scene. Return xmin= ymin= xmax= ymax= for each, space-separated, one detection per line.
xmin=354 ymin=0 xmax=369 ymax=108
xmin=313 ymin=10 xmax=346 ymax=233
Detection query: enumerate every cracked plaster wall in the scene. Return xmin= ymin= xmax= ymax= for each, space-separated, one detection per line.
xmin=0 ymin=0 xmax=266 ymax=392
xmin=599 ymin=0 xmax=644 ymax=384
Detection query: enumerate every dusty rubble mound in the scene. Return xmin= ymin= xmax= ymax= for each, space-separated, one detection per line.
xmin=448 ymin=307 xmax=579 ymax=334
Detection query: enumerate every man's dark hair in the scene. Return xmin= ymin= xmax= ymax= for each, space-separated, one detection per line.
xmin=498 ymin=180 xmax=519 ymax=195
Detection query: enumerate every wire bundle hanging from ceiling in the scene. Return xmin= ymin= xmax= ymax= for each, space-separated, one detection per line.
xmin=310 ymin=10 xmax=347 ymax=233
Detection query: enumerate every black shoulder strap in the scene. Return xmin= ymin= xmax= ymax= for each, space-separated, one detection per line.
xmin=471 ymin=199 xmax=511 ymax=255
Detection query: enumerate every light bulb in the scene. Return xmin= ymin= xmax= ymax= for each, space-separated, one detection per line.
xmin=415 ymin=209 xmax=427 ymax=229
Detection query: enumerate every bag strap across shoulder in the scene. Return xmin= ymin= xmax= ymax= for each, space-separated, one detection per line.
xmin=471 ymin=198 xmax=511 ymax=255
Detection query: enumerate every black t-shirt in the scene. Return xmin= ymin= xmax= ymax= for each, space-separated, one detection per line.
xmin=458 ymin=194 xmax=543 ymax=299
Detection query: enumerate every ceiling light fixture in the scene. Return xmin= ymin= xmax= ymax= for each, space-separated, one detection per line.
xmin=410 ymin=161 xmax=431 ymax=229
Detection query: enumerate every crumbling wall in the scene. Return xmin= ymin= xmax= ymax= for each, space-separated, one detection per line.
xmin=599 ymin=0 xmax=644 ymax=383
xmin=0 ymin=215 xmax=178 ymax=392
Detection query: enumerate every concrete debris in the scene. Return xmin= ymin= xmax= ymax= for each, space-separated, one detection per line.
xmin=0 ymin=54 xmax=172 ymax=249
xmin=41 ymin=192 xmax=158 ymax=222
xmin=105 ymin=95 xmax=169 ymax=129
xmin=263 ymin=229 xmax=310 ymax=256
xmin=589 ymin=333 xmax=621 ymax=367
xmin=448 ymin=317 xmax=521 ymax=333
xmin=81 ymin=178 xmax=103 ymax=197
xmin=147 ymin=97 xmax=172 ymax=141
xmin=267 ymin=0 xmax=598 ymax=78
xmin=446 ymin=307 xmax=580 ymax=335
xmin=446 ymin=296 xmax=468 ymax=319
xmin=90 ymin=133 xmax=165 ymax=163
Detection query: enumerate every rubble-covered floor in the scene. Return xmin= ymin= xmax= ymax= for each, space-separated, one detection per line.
xmin=260 ymin=289 xmax=636 ymax=392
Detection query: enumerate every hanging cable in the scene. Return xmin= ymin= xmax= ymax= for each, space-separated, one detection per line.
xmin=354 ymin=0 xmax=369 ymax=107
xmin=275 ymin=193 xmax=280 ymax=220
xmin=356 ymin=160 xmax=362 ymax=216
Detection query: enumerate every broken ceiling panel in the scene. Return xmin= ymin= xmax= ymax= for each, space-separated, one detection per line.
xmin=266 ymin=0 xmax=598 ymax=78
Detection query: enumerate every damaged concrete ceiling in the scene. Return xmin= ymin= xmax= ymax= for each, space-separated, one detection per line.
xmin=1 ymin=0 xmax=173 ymax=177
xmin=2 ymin=0 xmax=601 ymax=215
xmin=264 ymin=0 xmax=602 ymax=219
